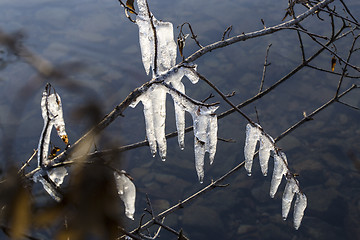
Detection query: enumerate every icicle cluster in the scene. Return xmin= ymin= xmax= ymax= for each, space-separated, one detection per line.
xmin=34 ymin=84 xmax=137 ymax=220
xmin=168 ymin=84 xmax=218 ymax=183
xmin=136 ymin=0 xmax=177 ymax=76
xmin=165 ymin=65 xmax=200 ymax=149
xmin=133 ymin=0 xmax=218 ymax=182
xmin=243 ymin=123 xmax=307 ymax=229
xmin=130 ymin=82 xmax=218 ymax=183
xmin=114 ymin=171 xmax=137 ymax=220
xmin=130 ymin=84 xmax=168 ymax=160
xmin=33 ymin=84 xmax=69 ymax=201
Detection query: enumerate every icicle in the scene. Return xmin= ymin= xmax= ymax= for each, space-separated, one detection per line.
xmin=244 ymin=123 xmax=261 ymax=176
xmin=208 ymin=114 xmax=218 ymax=165
xmin=130 ymin=84 xmax=168 ymax=160
xmin=136 ymin=17 xmax=153 ymax=75
xmin=282 ymin=178 xmax=299 ymax=220
xmin=33 ymin=172 xmax=62 ymax=202
xmin=166 ymin=66 xmax=199 ymax=150
xmin=36 ymin=84 xmax=69 ymax=201
xmin=152 ymin=85 xmax=167 ymax=160
xmin=114 ymin=171 xmax=136 ymax=220
xmin=136 ymin=0 xmax=177 ymax=76
xmin=47 ymin=167 xmax=68 ymax=187
xmin=141 ymin=94 xmax=158 ymax=157
xmin=153 ymin=19 xmax=177 ymax=73
xmin=293 ymin=192 xmax=307 ymax=230
xmin=270 ymin=151 xmax=288 ymax=198
xmin=258 ymin=133 xmax=274 ymax=176
xmin=191 ymin=106 xmax=218 ymax=183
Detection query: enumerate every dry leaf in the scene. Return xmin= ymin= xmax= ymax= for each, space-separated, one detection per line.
xmin=331 ymin=56 xmax=336 ymax=71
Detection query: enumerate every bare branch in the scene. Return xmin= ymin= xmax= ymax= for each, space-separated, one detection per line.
xmin=259 ymin=43 xmax=272 ymax=93
xmin=185 ymin=0 xmax=335 ymax=63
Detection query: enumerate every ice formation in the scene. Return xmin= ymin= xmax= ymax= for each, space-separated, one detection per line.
xmin=131 ymin=81 xmax=218 ymax=182
xmin=165 ymin=66 xmax=199 ymax=149
xmin=168 ymin=86 xmax=218 ymax=183
xmin=293 ymin=192 xmax=307 ymax=230
xmin=33 ymin=171 xmax=62 ymax=202
xmin=136 ymin=0 xmax=177 ymax=76
xmin=244 ymin=123 xmax=262 ymax=176
xmin=282 ymin=177 xmax=299 ymax=220
xmin=243 ymin=123 xmax=307 ymax=229
xmin=258 ymin=133 xmax=274 ymax=176
xmin=35 ymin=84 xmax=69 ymax=201
xmin=270 ymin=151 xmax=288 ymax=198
xmin=130 ymin=84 xmax=168 ymax=160
xmin=135 ymin=0 xmax=202 ymax=152
xmin=114 ymin=171 xmax=136 ymax=220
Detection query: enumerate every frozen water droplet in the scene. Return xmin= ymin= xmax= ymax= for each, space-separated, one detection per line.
xmin=161 ymin=157 xmax=166 ymax=161
xmin=247 ymin=173 xmax=252 ymax=177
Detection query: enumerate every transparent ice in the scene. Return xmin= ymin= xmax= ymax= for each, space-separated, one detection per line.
xmin=165 ymin=66 xmax=199 ymax=149
xmin=258 ymin=133 xmax=274 ymax=176
xmin=33 ymin=172 xmax=62 ymax=202
xmin=36 ymin=86 xmax=69 ymax=201
xmin=293 ymin=192 xmax=307 ymax=230
xmin=136 ymin=0 xmax=177 ymax=76
xmin=131 ymin=82 xmax=218 ymax=182
xmin=244 ymin=123 xmax=262 ymax=176
xmin=130 ymin=84 xmax=168 ymax=160
xmin=169 ymin=87 xmax=218 ymax=183
xmin=282 ymin=178 xmax=299 ymax=220
xmin=270 ymin=151 xmax=288 ymax=198
xmin=114 ymin=171 xmax=136 ymax=220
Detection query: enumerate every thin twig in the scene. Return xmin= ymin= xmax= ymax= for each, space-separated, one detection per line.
xmin=296 ymin=29 xmax=306 ymax=62
xmin=335 ymin=34 xmax=359 ymax=97
xmin=306 ymin=64 xmax=360 ymax=78
xmin=221 ymin=25 xmax=233 ymax=41
xmin=339 ymin=0 xmax=358 ymax=24
xmin=18 ymin=149 xmax=37 ymax=174
xmin=337 ymin=100 xmax=360 ymax=110
xmin=275 ymin=84 xmax=358 ymax=142
xmin=185 ymin=0 xmax=335 ymax=63
xmin=259 ymin=43 xmax=272 ymax=93
xmin=178 ymin=22 xmax=203 ymax=48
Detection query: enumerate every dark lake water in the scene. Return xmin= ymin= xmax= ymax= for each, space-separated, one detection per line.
xmin=1 ymin=0 xmax=360 ymax=239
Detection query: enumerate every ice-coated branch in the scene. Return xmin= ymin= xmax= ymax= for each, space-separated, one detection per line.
xmin=35 ymin=84 xmax=69 ymax=201
xmin=130 ymin=79 xmax=218 ymax=181
xmin=136 ymin=0 xmax=176 ymax=76
xmin=45 ymin=0 xmax=343 ymax=171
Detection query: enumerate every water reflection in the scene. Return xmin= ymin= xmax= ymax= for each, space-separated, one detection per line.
xmin=0 ymin=0 xmax=360 ymax=239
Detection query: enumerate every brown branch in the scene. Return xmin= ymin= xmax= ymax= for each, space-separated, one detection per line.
xmin=306 ymin=64 xmax=360 ymax=78
xmin=275 ymin=84 xmax=358 ymax=142
xmin=221 ymin=25 xmax=233 ymax=41
xmin=178 ymin=22 xmax=203 ymax=48
xmin=335 ymin=34 xmax=359 ymax=97
xmin=184 ymin=0 xmax=335 ymax=63
xmin=339 ymin=0 xmax=358 ymax=24
xmin=259 ymin=43 xmax=272 ymax=93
